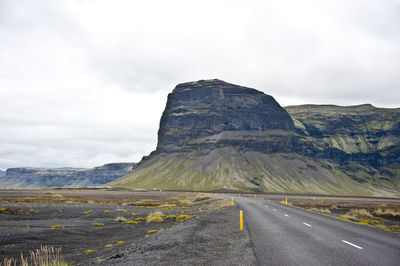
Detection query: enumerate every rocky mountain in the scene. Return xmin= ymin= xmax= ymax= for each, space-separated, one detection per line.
xmin=110 ymin=79 xmax=400 ymax=196
xmin=1 ymin=163 xmax=135 ymax=188
xmin=0 ymin=170 xmax=5 ymax=177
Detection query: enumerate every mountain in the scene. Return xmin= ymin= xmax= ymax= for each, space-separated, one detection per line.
xmin=0 ymin=170 xmax=5 ymax=177
xmin=110 ymin=79 xmax=400 ymax=196
xmin=1 ymin=163 xmax=135 ymax=188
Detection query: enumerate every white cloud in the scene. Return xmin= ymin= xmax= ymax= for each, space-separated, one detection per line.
xmin=0 ymin=0 xmax=399 ymax=169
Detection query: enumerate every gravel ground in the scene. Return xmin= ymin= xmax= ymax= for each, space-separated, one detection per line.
xmin=95 ymin=206 xmax=256 ymax=266
xmin=0 ymin=190 xmax=256 ymax=265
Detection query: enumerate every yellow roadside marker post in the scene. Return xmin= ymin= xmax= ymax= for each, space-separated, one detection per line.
xmin=231 ymin=197 xmax=234 ymax=205
xmin=254 ymin=194 xmax=256 ymax=199
xmin=240 ymin=210 xmax=243 ymax=231
xmin=286 ymin=197 xmax=288 ymax=206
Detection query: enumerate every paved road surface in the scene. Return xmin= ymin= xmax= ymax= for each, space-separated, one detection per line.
xmin=233 ymin=196 xmax=400 ymax=266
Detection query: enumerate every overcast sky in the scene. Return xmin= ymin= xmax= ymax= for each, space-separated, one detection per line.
xmin=1 ymin=0 xmax=399 ymax=170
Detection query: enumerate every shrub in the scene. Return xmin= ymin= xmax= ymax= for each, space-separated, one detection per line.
xmin=146 ymin=229 xmax=158 ymax=234
xmin=136 ymin=217 xmax=144 ymax=221
xmin=114 ymin=241 xmax=124 ymax=245
xmin=82 ymin=210 xmax=93 ymax=215
xmin=104 ymin=244 xmax=113 ymax=248
xmin=131 ymin=213 xmax=139 ymax=216
xmin=104 ymin=210 xmax=111 ymax=214
xmin=145 ymin=211 xmax=165 ymax=223
xmin=165 ymin=215 xmax=177 ymax=219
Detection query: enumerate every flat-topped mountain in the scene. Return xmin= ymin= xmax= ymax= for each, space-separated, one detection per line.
xmin=110 ymin=80 xmax=400 ymax=196
xmin=157 ymin=79 xmax=295 ymax=152
xmin=1 ymin=163 xmax=135 ymax=188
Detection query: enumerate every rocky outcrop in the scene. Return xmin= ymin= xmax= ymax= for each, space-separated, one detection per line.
xmin=110 ymin=80 xmax=400 ymax=196
xmin=1 ymin=163 xmax=135 ymax=188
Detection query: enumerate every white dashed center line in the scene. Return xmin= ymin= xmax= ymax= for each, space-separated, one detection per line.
xmin=273 ymin=209 xmax=276 ymax=211
xmin=265 ymin=205 xmax=268 ymax=208
xmin=303 ymin=223 xmax=312 ymax=227
xmin=342 ymin=240 xmax=363 ymax=249
xmin=284 ymin=214 xmax=290 ymax=217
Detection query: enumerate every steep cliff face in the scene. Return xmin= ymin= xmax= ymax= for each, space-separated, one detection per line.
xmin=1 ymin=163 xmax=135 ymax=188
xmin=110 ymin=80 xmax=400 ymax=196
xmin=157 ymin=79 xmax=295 ymax=152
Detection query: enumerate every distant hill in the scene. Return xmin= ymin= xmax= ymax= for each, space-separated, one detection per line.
xmin=1 ymin=163 xmax=135 ymax=188
xmin=0 ymin=170 xmax=5 ymax=177
xmin=110 ymin=79 xmax=399 ymax=197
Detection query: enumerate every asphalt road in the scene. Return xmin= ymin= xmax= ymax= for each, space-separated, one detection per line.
xmin=233 ymin=196 xmax=400 ymax=266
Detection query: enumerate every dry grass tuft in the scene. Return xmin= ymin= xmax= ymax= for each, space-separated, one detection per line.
xmin=103 ymin=210 xmax=111 ymax=214
xmin=84 ymin=249 xmax=96 ymax=254
xmin=114 ymin=216 xmax=128 ymax=222
xmin=93 ymin=223 xmax=104 ymax=227
xmin=145 ymin=211 xmax=165 ymax=223
xmin=346 ymin=209 xmax=373 ymax=218
xmin=194 ymin=196 xmax=210 ymax=202
xmin=374 ymin=208 xmax=400 ymax=217
xmin=309 ymin=207 xmax=331 ymax=214
xmin=104 ymin=244 xmax=113 ymax=248
xmin=124 ymin=220 xmax=139 ymax=224
xmin=2 ymin=246 xmax=68 ymax=266
xmin=82 ymin=210 xmax=93 ymax=215
xmin=146 ymin=229 xmax=158 ymax=234
xmin=358 ymin=219 xmax=379 ymax=226
xmin=165 ymin=215 xmax=177 ymax=219
xmin=176 ymin=214 xmax=192 ymax=222
xmin=29 ymin=246 xmax=67 ymax=266
xmin=50 ymin=225 xmax=64 ymax=229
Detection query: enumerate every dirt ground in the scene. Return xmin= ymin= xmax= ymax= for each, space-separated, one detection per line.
xmin=0 ymin=189 xmax=255 ymax=265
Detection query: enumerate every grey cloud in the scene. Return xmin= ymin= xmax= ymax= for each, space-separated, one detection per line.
xmin=0 ymin=0 xmax=399 ymax=169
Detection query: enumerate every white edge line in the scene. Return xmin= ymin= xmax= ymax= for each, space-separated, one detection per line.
xmin=342 ymin=240 xmax=363 ymax=249
xmin=265 ymin=206 xmax=268 ymax=207
xmin=302 ymin=222 xmax=312 ymax=227
xmin=284 ymin=214 xmax=290 ymax=217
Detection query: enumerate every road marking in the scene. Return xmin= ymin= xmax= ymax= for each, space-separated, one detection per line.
xmin=284 ymin=214 xmax=290 ymax=217
xmin=303 ymin=223 xmax=312 ymax=227
xmin=265 ymin=205 xmax=268 ymax=207
xmin=342 ymin=240 xmax=363 ymax=249
xmin=273 ymin=209 xmax=276 ymax=211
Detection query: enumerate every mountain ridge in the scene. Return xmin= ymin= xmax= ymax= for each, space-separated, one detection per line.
xmin=1 ymin=162 xmax=135 ymax=188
